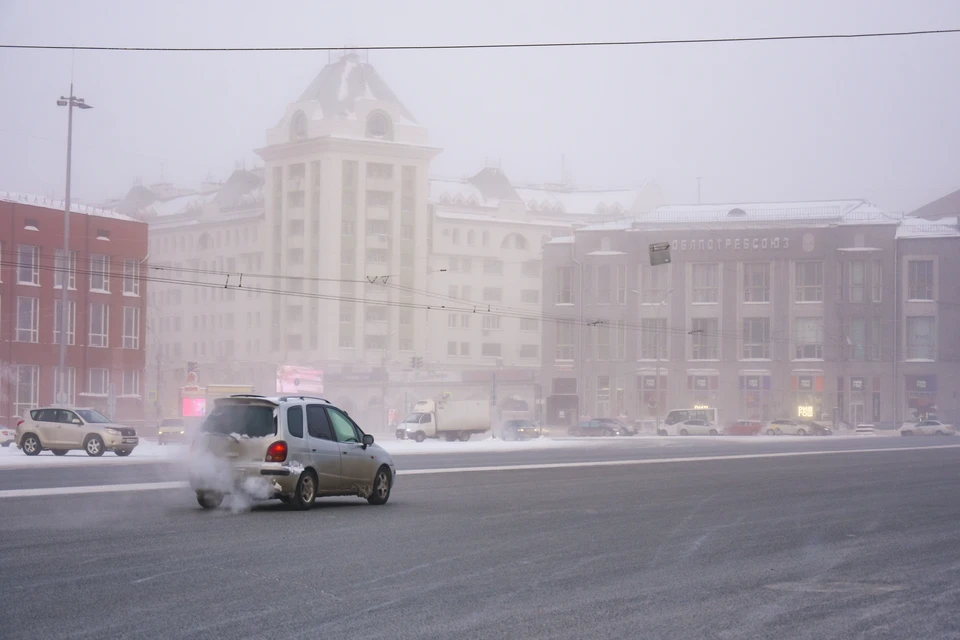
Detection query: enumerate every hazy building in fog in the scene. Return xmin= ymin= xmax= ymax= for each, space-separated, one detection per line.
xmin=541 ymin=200 xmax=960 ymax=428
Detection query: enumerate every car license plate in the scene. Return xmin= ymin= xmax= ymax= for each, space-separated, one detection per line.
xmin=123 ymin=438 xmax=137 ymax=444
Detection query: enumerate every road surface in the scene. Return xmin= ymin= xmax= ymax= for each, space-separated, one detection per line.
xmin=1 ymin=436 xmax=958 ymax=639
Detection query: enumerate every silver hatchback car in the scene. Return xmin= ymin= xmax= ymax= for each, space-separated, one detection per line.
xmin=188 ymin=395 xmax=396 ymax=510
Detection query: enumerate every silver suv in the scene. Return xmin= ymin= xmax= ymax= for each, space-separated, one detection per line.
xmin=188 ymin=394 xmax=396 ymax=510
xmin=16 ymin=407 xmax=139 ymax=457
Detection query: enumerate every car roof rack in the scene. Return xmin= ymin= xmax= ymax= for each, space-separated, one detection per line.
xmin=277 ymin=395 xmax=330 ymax=403
xmin=229 ymin=394 xmax=265 ymax=399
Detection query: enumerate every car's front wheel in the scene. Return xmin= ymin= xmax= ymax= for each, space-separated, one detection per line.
xmin=766 ymin=429 xmax=776 ymax=436
xmin=368 ymin=466 xmax=392 ymax=505
xmin=458 ymin=432 xmax=471 ymax=442
xmin=83 ymin=435 xmax=105 ymax=457
xmin=901 ymin=430 xmax=913 ymax=436
xmin=709 ymin=429 xmax=718 ymax=436
xmin=797 ymin=428 xmax=807 ymax=436
xmin=21 ymin=434 xmax=41 ymax=456
xmin=603 ymin=429 xmax=614 ymax=437
xmin=414 ymin=431 xmax=426 ymax=443
xmin=679 ymin=429 xmax=689 ymax=436
xmin=292 ymin=471 xmax=317 ymax=510
xmin=196 ymin=491 xmax=223 ymax=509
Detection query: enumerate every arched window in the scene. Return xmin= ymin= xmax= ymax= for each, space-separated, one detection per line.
xmin=198 ymin=233 xmax=212 ymax=250
xmin=515 ymin=235 xmax=528 ymax=250
xmin=467 ymin=230 xmax=475 ymax=245
xmin=365 ymin=110 xmax=392 ymax=139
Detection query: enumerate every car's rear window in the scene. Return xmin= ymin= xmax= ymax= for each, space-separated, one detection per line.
xmin=203 ymin=404 xmax=277 ymax=438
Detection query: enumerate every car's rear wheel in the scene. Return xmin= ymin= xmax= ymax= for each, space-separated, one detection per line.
xmin=115 ymin=449 xmax=132 ymax=457
xmin=83 ymin=435 xmax=105 ymax=457
xmin=797 ymin=428 xmax=807 ymax=436
xmin=292 ymin=471 xmax=317 ymax=510
xmin=21 ymin=434 xmax=42 ymax=456
xmin=603 ymin=429 xmax=614 ymax=437
xmin=368 ymin=466 xmax=392 ymax=505
xmin=196 ymin=491 xmax=223 ymax=509
xmin=414 ymin=431 xmax=426 ymax=443
xmin=709 ymin=429 xmax=718 ymax=436
xmin=52 ymin=449 xmax=68 ymax=456
xmin=458 ymin=432 xmax=471 ymax=442
xmin=680 ymin=429 xmax=689 ymax=436
xmin=901 ymin=430 xmax=913 ymax=436
xmin=935 ymin=430 xmax=944 ymax=436
xmin=766 ymin=429 xmax=776 ymax=436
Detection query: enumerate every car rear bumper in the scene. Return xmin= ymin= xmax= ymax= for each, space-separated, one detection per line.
xmin=189 ymin=460 xmax=300 ymax=496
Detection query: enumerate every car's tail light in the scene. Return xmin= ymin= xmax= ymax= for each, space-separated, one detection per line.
xmin=16 ymin=419 xmax=23 ymax=427
xmin=265 ymin=441 xmax=288 ymax=462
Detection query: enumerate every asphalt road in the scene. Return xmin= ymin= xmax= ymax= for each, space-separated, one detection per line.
xmin=2 ymin=440 xmax=959 ymax=639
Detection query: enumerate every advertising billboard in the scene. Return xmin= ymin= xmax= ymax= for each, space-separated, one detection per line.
xmin=276 ymin=365 xmax=324 ymax=394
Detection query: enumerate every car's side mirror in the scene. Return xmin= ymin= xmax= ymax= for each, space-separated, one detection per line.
xmin=72 ymin=419 xmax=82 ymax=425
xmin=362 ymin=434 xmax=374 ymax=448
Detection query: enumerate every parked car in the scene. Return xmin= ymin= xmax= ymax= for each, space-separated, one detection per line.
xmin=765 ymin=420 xmax=809 ymax=436
xmin=726 ymin=420 xmax=766 ymax=436
xmin=570 ymin=419 xmax=625 ymax=437
xmin=799 ymin=420 xmax=833 ymax=436
xmin=592 ymin=417 xmax=636 ymax=436
xmin=158 ymin=418 xmax=188 ymax=445
xmin=189 ymin=394 xmax=396 ymax=510
xmin=676 ymin=419 xmax=723 ymax=436
xmin=16 ymin=407 xmax=139 ymax=457
xmin=900 ymin=420 xmax=956 ymax=436
xmin=1 ymin=422 xmax=15 ymax=447
xmin=500 ymin=419 xmax=542 ymax=440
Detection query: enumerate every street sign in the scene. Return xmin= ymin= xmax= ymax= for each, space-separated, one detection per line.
xmin=649 ymin=242 xmax=671 ymax=266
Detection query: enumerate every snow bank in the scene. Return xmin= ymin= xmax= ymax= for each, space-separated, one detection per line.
xmin=0 ymin=441 xmax=184 ymax=469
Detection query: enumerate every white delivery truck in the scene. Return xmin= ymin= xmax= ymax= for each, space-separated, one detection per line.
xmin=397 ymin=398 xmax=491 ymax=442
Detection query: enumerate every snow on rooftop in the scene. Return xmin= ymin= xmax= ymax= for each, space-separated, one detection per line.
xmin=546 ymin=236 xmax=575 ymax=245
xmin=514 ymin=186 xmax=639 ymax=216
xmin=0 ymin=191 xmax=137 ymax=222
xmin=144 ymin=191 xmax=219 ymax=218
xmin=435 ymin=209 xmax=567 ymax=228
xmin=430 ymin=178 xmax=490 ymax=207
xmin=896 ymin=216 xmax=960 ymax=239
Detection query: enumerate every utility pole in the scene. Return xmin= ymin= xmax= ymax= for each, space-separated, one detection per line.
xmin=55 ymin=85 xmax=92 ymax=403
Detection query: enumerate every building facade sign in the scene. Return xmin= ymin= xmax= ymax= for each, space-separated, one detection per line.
xmin=670 ymin=237 xmax=791 ymax=252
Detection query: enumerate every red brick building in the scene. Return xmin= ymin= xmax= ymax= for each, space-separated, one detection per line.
xmin=0 ymin=193 xmax=148 ymax=425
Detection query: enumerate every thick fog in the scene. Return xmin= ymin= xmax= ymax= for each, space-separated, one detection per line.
xmin=1 ymin=0 xmax=959 ymax=210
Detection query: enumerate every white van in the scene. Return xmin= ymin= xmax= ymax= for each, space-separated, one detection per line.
xmin=657 ymin=408 xmax=719 ymax=436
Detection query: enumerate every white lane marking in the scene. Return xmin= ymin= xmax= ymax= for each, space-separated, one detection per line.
xmin=0 ymin=481 xmax=188 ymax=499
xmin=1 ymin=444 xmax=958 ymax=499
xmin=396 ymin=444 xmax=960 ymax=475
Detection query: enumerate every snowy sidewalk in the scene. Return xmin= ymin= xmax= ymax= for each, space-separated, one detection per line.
xmin=0 ymin=441 xmax=183 ymax=469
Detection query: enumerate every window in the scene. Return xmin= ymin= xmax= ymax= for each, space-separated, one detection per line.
xmin=327 ymin=408 xmax=362 ymax=443
xmin=340 ymin=305 xmax=354 ymax=323
xmin=692 ymin=263 xmax=719 ymax=304
xmin=482 ymin=230 xmax=489 ymax=246
xmin=89 ymin=254 xmax=110 ymax=292
xmin=122 ymin=259 xmax=140 ymax=296
xmin=848 ymin=261 xmax=865 ymax=303
xmin=743 ymin=263 xmax=769 ymax=303
xmin=364 ymin=334 xmax=386 ymax=350
xmin=482 ymin=315 xmax=501 ymax=330
xmin=520 ymin=344 xmax=539 ymax=359
xmin=483 ymin=287 xmax=502 ymax=302
xmin=16 ymin=296 xmax=39 ymax=343
xmin=871 ymin=260 xmax=882 ymax=303
xmin=596 ymin=265 xmax=612 ymax=304
xmin=691 ymin=318 xmax=719 ymax=360
xmin=846 ymin=318 xmax=866 ymax=361
xmin=366 ymin=305 xmax=388 ymax=323
xmin=639 ymin=264 xmax=670 ymax=304
xmin=906 ymin=316 xmax=935 ymax=360
xmin=908 ymin=260 xmax=934 ymax=300
xmin=448 ymin=313 xmax=458 ymax=328
xmin=366 ymin=248 xmax=388 ymax=264
xmin=55 ymin=250 xmax=77 ymax=290
xmin=452 ymin=229 xmax=461 ymax=244
xmin=15 ymin=365 xmax=40 ymax=416
xmin=869 ymin=317 xmax=882 ymax=361
xmin=467 ymin=230 xmax=475 ymax=245
xmin=482 ymin=343 xmax=502 ymax=357
xmin=522 ymin=261 xmax=540 ymax=278
xmin=639 ymin=318 xmax=667 ymax=360
xmin=556 ymin=266 xmax=574 ymax=304
xmin=88 ymin=368 xmax=109 ymax=395
xmin=121 ymin=307 xmax=139 ymax=349
xmin=460 ymin=314 xmax=470 ymax=328
xmin=447 ymin=341 xmax=458 ymax=356
xmin=521 ymin=318 xmax=538 ymax=332
xmin=366 ymin=162 xmax=393 ymax=179
xmin=286 ymin=406 xmax=304 ymax=439
xmin=53 ymin=299 xmax=76 ymax=346
xmin=794 ymin=317 xmax=824 ymax=359
xmin=615 ymin=321 xmax=626 ymax=360
xmin=742 ymin=317 xmax=770 ymax=359
xmin=289 ymin=248 xmax=304 ymax=265
xmin=342 ymin=221 xmax=355 ymax=236
xmin=556 ymin=322 xmax=575 ymax=360
xmin=288 ymin=306 xmax=304 ymax=322
xmin=368 ymin=220 xmax=389 ymax=236
xmin=521 ymin=289 xmax=539 ymax=304
xmin=17 ymin=245 xmax=39 ymax=285
xmin=484 ymin=259 xmax=503 ymax=275
xmin=366 ymin=190 xmax=392 ymax=207
xmin=89 ymin=302 xmax=110 ymax=347
xmin=306 ymin=405 xmax=333 ymax=440
xmin=595 ymin=324 xmax=610 ymax=360
xmin=53 ymin=367 xmax=76 ymax=405
xmin=795 ymin=261 xmax=823 ymax=302
xmin=460 ymin=342 xmax=471 ymax=356
xmin=121 ymin=370 xmax=140 ymax=396
xmin=616 ymin=265 xmax=627 ymax=304
xmin=340 ymin=248 xmax=355 ymax=265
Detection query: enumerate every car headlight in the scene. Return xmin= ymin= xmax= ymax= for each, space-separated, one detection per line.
xmin=179 ymin=430 xmax=184 ymax=434
xmin=104 ymin=428 xmax=120 ymax=435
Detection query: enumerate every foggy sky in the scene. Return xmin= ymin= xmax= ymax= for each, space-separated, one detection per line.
xmin=1 ymin=0 xmax=958 ymax=212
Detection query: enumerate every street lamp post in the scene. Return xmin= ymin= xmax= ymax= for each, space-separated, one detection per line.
xmin=55 ymin=85 xmax=92 ymax=404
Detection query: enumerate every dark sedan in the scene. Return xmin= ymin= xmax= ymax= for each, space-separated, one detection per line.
xmin=570 ymin=419 xmax=625 ymax=437
xmin=500 ymin=419 xmax=542 ymax=441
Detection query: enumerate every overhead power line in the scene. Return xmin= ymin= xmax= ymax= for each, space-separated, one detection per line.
xmin=2 ymin=29 xmax=960 ymax=53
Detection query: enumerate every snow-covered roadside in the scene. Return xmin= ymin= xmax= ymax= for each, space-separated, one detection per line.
xmin=0 ymin=441 xmax=185 ymax=469
xmin=377 ymin=436 xmax=675 ymax=455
